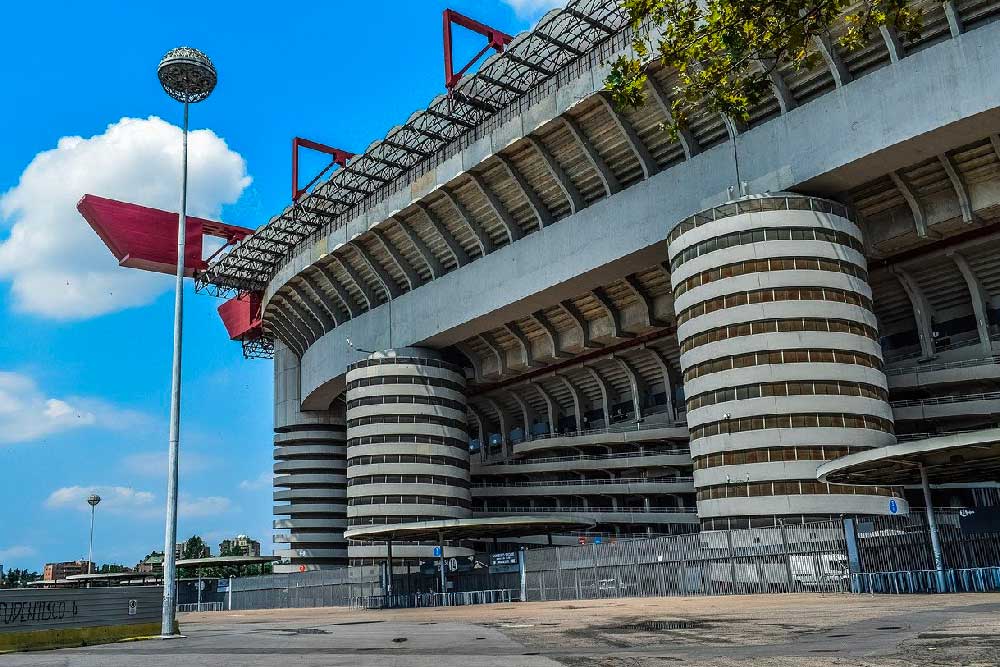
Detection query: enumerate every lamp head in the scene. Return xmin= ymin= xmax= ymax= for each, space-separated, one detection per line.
xmin=157 ymin=47 xmax=217 ymax=103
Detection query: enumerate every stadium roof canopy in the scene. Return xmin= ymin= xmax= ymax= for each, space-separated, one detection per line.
xmin=344 ymin=515 xmax=594 ymax=542
xmin=198 ymin=0 xmax=629 ymax=296
xmin=818 ymin=428 xmax=1000 ymax=486
xmin=175 ymin=555 xmax=280 ymax=568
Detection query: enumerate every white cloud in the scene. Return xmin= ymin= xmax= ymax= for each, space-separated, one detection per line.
xmin=179 ymin=496 xmax=232 ymax=518
xmin=45 ymin=485 xmax=155 ymax=514
xmin=121 ymin=451 xmax=214 ymax=477
xmin=0 ymin=545 xmax=36 ymax=561
xmin=44 ymin=485 xmax=232 ymax=521
xmin=0 ymin=371 xmax=147 ymax=444
xmin=0 ymin=116 xmax=251 ymax=320
xmin=239 ymin=471 xmax=272 ymax=491
xmin=501 ymin=0 xmax=565 ymax=20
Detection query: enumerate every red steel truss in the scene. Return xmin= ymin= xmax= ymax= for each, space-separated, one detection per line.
xmin=443 ymin=9 xmax=512 ymax=91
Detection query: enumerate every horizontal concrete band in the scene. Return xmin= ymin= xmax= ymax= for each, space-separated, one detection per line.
xmin=696 ymin=494 xmax=909 ymax=518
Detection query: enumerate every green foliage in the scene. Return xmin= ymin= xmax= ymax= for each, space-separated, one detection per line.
xmin=1 ymin=568 xmax=41 ymax=588
xmin=98 ymin=563 xmax=128 ymax=574
xmin=605 ymin=0 xmax=922 ymax=137
xmin=181 ymin=535 xmax=210 ymax=560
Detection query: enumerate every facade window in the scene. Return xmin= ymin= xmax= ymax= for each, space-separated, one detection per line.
xmin=689 ymin=412 xmax=893 ymax=440
xmin=683 ymin=348 xmax=882 ymax=382
xmin=686 ymin=380 xmax=887 ymax=410
xmin=674 ymin=256 xmax=868 ymax=296
xmin=670 ymin=226 xmax=864 ymax=271
xmin=677 ymin=287 xmax=873 ymax=325
xmin=346 ymin=375 xmax=465 ymax=393
xmin=697 ymin=480 xmax=898 ymax=501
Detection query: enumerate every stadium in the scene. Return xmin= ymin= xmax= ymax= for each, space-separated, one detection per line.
xmin=85 ymin=0 xmax=1000 ymax=574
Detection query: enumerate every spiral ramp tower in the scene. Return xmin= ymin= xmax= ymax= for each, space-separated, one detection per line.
xmin=345 ymin=348 xmax=474 ymax=562
xmin=668 ymin=195 xmax=908 ymax=530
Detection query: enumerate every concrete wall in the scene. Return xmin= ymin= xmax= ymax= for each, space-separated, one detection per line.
xmin=0 ymin=586 xmax=162 ymax=652
xmin=294 ymin=21 xmax=1000 ymax=410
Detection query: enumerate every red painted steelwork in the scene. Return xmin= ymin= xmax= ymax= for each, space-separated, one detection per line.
xmin=443 ymin=9 xmax=512 ymax=90
xmin=218 ymin=292 xmax=264 ymax=341
xmin=292 ymin=137 xmax=354 ymax=202
xmin=77 ymin=194 xmax=253 ymax=277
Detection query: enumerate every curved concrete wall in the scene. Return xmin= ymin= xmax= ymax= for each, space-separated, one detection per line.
xmin=668 ymin=196 xmax=901 ymax=530
xmin=272 ymin=343 xmax=348 ymax=572
xmin=345 ymin=348 xmax=470 ymax=561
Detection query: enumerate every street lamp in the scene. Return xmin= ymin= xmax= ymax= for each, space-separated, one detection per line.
xmin=156 ymin=46 xmax=217 ymax=638
xmin=87 ymin=494 xmax=101 ymax=575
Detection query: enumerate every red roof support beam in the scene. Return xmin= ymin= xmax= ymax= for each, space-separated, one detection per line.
xmin=77 ymin=194 xmax=253 ymax=277
xmin=218 ymin=292 xmax=264 ymax=341
xmin=443 ymin=8 xmax=512 ymax=91
xmin=292 ymin=137 xmax=354 ymax=202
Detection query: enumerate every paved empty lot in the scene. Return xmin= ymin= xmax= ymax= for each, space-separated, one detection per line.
xmin=2 ymin=593 xmax=999 ymax=666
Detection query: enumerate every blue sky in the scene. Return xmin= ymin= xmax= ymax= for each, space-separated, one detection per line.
xmin=0 ymin=0 xmax=560 ymax=572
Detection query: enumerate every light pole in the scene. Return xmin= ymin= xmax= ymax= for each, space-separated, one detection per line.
xmin=156 ymin=46 xmax=217 ymax=638
xmin=87 ymin=494 xmax=101 ymax=575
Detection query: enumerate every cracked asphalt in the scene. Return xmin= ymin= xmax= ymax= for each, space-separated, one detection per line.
xmin=2 ymin=593 xmax=998 ymax=666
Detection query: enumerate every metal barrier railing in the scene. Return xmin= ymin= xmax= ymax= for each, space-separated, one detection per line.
xmin=352 ymin=589 xmax=516 ymax=609
xmin=475 ymin=449 xmax=692 ymax=467
xmin=177 ymin=601 xmax=224 ymax=613
xmin=852 ymin=567 xmax=1000 ymax=594
xmin=472 ymin=476 xmax=694 ymax=488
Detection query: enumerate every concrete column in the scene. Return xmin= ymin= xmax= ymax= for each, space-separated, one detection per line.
xmin=950 ymin=252 xmax=993 ymax=354
xmin=920 ymin=463 xmax=947 ymax=591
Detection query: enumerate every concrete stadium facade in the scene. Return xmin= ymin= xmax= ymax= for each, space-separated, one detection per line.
xmin=203 ymin=0 xmax=1000 ymax=570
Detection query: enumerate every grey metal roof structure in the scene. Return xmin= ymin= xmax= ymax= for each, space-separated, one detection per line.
xmin=817 ymin=429 xmax=1000 ymax=486
xmin=344 ymin=515 xmax=595 ymax=542
xmin=196 ymin=0 xmax=629 ymax=297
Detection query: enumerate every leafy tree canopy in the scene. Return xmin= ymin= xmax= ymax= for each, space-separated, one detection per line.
xmin=181 ymin=535 xmax=210 ymax=560
xmin=1 ymin=568 xmax=41 ymax=588
xmin=605 ymin=0 xmax=922 ymax=137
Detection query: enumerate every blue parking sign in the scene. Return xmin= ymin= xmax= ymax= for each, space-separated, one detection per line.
xmin=594 ymin=536 xmax=602 ymax=544
xmin=433 ymin=546 xmax=442 ymax=557
xmin=888 ymin=498 xmax=898 ymax=514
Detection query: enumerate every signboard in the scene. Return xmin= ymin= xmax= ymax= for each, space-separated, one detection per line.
xmin=594 ymin=536 xmax=603 ymax=545
xmin=888 ymin=498 xmax=899 ymax=514
xmin=127 ymin=600 xmax=137 ymax=616
xmin=489 ymin=552 xmax=519 ymax=575
xmin=433 ymin=546 xmax=442 ymax=558
xmin=216 ymin=579 xmax=229 ymax=592
xmin=960 ymin=506 xmax=1000 ymax=534
xmin=578 ymin=536 xmax=586 ymax=545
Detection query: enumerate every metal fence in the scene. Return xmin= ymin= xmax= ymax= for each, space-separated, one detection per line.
xmin=177 ymin=601 xmax=223 ymax=613
xmin=223 ymin=509 xmax=1000 ymax=610
xmin=523 ymin=519 xmax=851 ymax=601
xmin=229 ymin=568 xmax=382 ymax=611
xmin=353 ymin=589 xmax=517 ymax=610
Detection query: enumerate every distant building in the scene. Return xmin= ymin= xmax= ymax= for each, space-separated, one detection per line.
xmin=43 ymin=561 xmax=93 ymax=580
xmin=136 ymin=552 xmax=163 ymax=574
xmin=219 ymin=535 xmax=260 ymax=557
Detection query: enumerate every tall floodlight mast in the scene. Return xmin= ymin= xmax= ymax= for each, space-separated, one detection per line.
xmin=156 ymin=46 xmax=217 ymax=638
xmin=86 ymin=494 xmax=101 ymax=575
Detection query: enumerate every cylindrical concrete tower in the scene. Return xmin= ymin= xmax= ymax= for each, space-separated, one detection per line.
xmin=272 ymin=343 xmax=348 ymax=571
xmin=668 ymin=195 xmax=904 ymax=530
xmin=345 ymin=348 xmax=471 ymax=562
